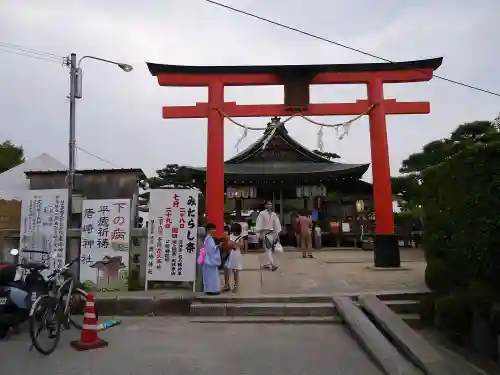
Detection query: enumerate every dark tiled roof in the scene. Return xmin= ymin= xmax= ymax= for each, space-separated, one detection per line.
xmin=147 ymin=58 xmax=443 ymax=76
xmin=25 ymin=168 xmax=146 ymax=178
xmin=182 ymin=162 xmax=369 ymax=177
xmin=181 ymin=119 xmax=369 ymax=179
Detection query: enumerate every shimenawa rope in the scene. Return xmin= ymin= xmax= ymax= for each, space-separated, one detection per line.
xmin=215 ymin=103 xmax=378 ymax=152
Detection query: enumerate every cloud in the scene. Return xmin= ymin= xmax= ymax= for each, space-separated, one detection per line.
xmin=0 ymin=0 xmax=498 ymax=181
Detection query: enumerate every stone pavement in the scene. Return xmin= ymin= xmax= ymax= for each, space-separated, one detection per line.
xmin=97 ymin=248 xmax=427 ymax=298
xmin=91 ymin=249 xmax=427 ymax=315
xmin=0 ymin=317 xmax=383 ymax=375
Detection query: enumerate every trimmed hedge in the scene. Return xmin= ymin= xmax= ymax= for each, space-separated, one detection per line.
xmin=422 ymin=141 xmax=500 ymax=342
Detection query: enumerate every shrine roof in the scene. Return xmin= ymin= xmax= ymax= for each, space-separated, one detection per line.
xmin=181 ymin=120 xmax=369 ymax=179
xmin=226 ymin=123 xmax=334 ymax=164
xmin=182 ymin=162 xmax=369 ymax=177
xmin=147 ymin=58 xmax=443 ymax=76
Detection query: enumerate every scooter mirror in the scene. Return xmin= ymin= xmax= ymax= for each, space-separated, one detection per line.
xmin=9 ymin=248 xmax=19 ymax=256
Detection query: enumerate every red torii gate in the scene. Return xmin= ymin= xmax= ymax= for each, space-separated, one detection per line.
xmin=147 ymin=58 xmax=442 ymax=267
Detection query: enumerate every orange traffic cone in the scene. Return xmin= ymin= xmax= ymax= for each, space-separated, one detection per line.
xmin=70 ymin=293 xmax=108 ymax=351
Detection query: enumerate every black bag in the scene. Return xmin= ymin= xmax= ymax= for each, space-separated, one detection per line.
xmin=218 ymin=236 xmax=241 ymax=270
xmin=218 ymin=247 xmax=230 ymax=270
xmin=264 ymin=234 xmax=279 ymax=252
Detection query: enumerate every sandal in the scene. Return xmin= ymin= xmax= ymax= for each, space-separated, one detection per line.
xmin=223 ymin=285 xmax=231 ymax=292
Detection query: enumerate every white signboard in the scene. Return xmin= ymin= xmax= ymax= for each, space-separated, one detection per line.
xmin=146 ymin=189 xmax=199 ymax=282
xmin=79 ymin=199 xmax=131 ymax=291
xmin=19 ymin=189 xmax=68 ymax=275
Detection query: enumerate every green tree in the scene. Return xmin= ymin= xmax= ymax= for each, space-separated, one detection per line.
xmin=392 ymin=120 xmax=500 ymax=211
xmin=148 ymin=164 xmax=196 ymax=189
xmin=312 ymin=150 xmax=340 ymax=160
xmin=0 ymin=140 xmax=25 ymax=173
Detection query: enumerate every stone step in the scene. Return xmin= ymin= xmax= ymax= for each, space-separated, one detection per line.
xmin=374 ymin=290 xmax=427 ymax=301
xmin=190 ymin=316 xmax=342 ymax=324
xmin=384 ymin=300 xmax=420 ymax=315
xmin=399 ymin=313 xmax=423 ymax=330
xmin=190 ymin=302 xmax=336 ymax=317
xmin=194 ymin=290 xmax=426 ymax=305
xmin=194 ymin=295 xmax=333 ymax=304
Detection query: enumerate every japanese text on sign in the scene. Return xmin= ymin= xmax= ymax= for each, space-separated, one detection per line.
xmin=146 ymin=189 xmax=198 ymax=282
xmin=19 ymin=189 xmax=68 ymax=276
xmin=79 ymin=199 xmax=131 ymax=290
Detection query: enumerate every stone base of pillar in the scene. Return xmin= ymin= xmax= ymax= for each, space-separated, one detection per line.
xmin=374 ymin=234 xmax=400 ymax=267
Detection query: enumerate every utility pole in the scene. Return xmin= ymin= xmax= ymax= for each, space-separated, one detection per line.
xmin=67 ymin=53 xmax=77 ymax=262
xmin=63 ymin=53 xmax=132 ymax=276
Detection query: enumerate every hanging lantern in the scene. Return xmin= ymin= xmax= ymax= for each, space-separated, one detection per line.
xmin=355 ymin=199 xmax=365 ymax=213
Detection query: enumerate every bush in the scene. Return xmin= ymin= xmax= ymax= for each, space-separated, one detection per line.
xmin=418 ymin=294 xmax=436 ymax=326
xmin=421 ymin=141 xmax=500 ymax=347
xmin=434 ymin=293 xmax=471 ymax=343
xmin=424 ymin=258 xmax=454 ymax=294
xmin=422 ymin=141 xmax=500 ymax=294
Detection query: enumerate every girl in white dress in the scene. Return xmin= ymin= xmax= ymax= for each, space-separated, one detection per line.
xmin=225 ymin=222 xmax=243 ymax=292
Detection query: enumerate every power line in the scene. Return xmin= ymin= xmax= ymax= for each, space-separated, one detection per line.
xmin=0 ymin=131 xmax=121 ymax=169
xmin=0 ymin=46 xmax=63 ymax=64
xmin=0 ymin=41 xmax=63 ymax=59
xmin=0 ymin=41 xmax=64 ymax=64
xmin=0 ymin=43 xmax=64 ymax=65
xmin=76 ymin=146 xmax=122 ymax=168
xmin=0 ymin=43 xmax=121 ymax=169
xmin=205 ymin=0 xmax=500 ymax=98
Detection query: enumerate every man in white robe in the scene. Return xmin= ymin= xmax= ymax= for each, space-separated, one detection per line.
xmin=255 ymin=200 xmax=282 ymax=271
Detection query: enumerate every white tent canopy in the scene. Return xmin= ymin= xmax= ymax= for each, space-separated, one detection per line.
xmin=0 ymin=153 xmax=66 ymax=201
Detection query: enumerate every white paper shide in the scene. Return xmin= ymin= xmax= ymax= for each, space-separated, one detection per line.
xmin=79 ymin=199 xmax=131 ymax=291
xmin=19 ymin=189 xmax=68 ymax=276
xmin=146 ymin=189 xmax=198 ymax=282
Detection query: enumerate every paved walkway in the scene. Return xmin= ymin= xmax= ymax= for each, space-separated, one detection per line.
xmin=97 ymin=249 xmax=427 ymax=298
xmin=0 ymin=317 xmax=383 ymax=375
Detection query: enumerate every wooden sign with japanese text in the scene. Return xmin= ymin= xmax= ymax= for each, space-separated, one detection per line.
xmin=19 ymin=189 xmax=68 ymax=277
xmin=146 ymin=189 xmax=198 ymax=282
xmin=79 ymin=199 xmax=131 ymax=291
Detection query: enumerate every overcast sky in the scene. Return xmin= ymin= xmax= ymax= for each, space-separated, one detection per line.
xmin=1 ymin=0 xmax=499 ymax=181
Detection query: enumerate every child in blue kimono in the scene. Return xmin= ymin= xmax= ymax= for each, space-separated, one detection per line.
xmin=202 ymin=223 xmax=221 ymax=295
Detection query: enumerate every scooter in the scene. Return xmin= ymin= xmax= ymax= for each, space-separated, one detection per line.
xmin=0 ymin=249 xmax=50 ymax=339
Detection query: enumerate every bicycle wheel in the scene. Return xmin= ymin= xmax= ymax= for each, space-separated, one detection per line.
xmin=62 ymin=288 xmax=99 ymax=330
xmin=29 ymin=295 xmax=61 ymax=355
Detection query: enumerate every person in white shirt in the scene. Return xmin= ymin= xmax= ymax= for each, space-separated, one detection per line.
xmin=255 ymin=200 xmax=282 ymax=271
xmin=240 ymin=220 xmax=249 ymax=253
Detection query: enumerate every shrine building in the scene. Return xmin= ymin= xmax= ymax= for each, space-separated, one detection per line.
xmin=179 ymin=118 xmax=375 ymax=247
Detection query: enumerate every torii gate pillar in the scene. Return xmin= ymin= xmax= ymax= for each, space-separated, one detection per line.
xmin=147 ymin=58 xmax=443 ymax=267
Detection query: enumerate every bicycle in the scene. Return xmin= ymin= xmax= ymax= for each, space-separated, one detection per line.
xmin=28 ymin=254 xmax=98 ymax=355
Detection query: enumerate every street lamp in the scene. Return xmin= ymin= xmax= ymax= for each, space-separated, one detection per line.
xmin=66 ymin=53 xmax=132 ymax=230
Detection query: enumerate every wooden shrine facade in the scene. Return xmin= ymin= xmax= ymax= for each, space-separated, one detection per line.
xmin=179 ymin=121 xmax=376 ymax=245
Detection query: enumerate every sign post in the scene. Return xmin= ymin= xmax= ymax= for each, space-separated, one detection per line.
xmin=19 ymin=189 xmax=68 ymax=276
xmin=145 ymin=189 xmax=199 ymax=289
xmin=79 ymin=199 xmax=131 ymax=291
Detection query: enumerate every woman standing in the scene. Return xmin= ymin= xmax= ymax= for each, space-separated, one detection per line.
xmin=202 ymin=223 xmax=221 ymax=295
xmin=224 ymin=223 xmax=244 ymax=292
xmin=295 ymin=210 xmax=313 ymax=258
